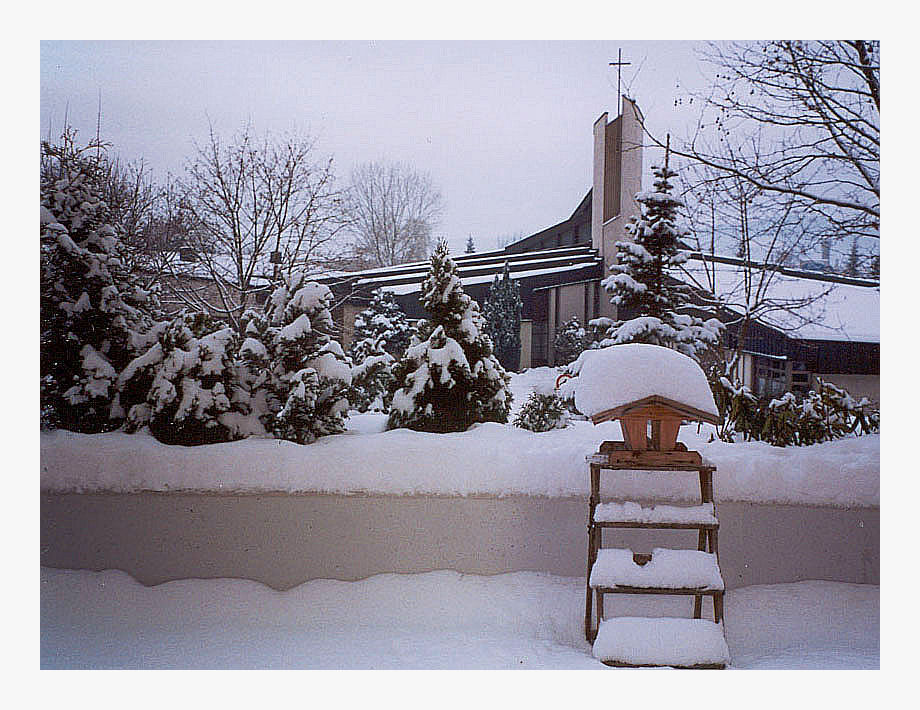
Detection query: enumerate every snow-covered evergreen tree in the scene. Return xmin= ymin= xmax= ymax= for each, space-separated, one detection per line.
xmin=482 ymin=262 xmax=522 ymax=372
xmin=388 ymin=241 xmax=512 ymax=432
xmin=40 ymin=135 xmax=163 ymax=433
xmin=513 ymin=391 xmax=569 ymax=432
xmin=349 ymin=289 xmax=412 ymax=361
xmin=465 ymin=234 xmax=476 ymax=254
xmin=117 ymin=310 xmax=251 ymax=445
xmin=346 ymin=289 xmax=412 ymax=412
xmin=553 ymin=316 xmax=589 ymax=366
xmin=599 ymin=161 xmax=721 ymax=360
xmin=243 ymin=272 xmax=353 ymax=444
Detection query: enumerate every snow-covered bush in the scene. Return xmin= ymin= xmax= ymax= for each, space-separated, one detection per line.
xmin=40 ymin=135 xmax=163 ymax=433
xmin=482 ymin=262 xmax=522 ymax=372
xmin=553 ymin=316 xmax=590 ymax=366
xmin=116 ymin=311 xmax=249 ymax=446
xmin=346 ymin=289 xmax=410 ymax=412
xmin=244 ymin=272 xmax=353 ymax=444
xmin=599 ymin=162 xmax=720 ymax=360
xmin=388 ymin=241 xmax=512 ymax=432
xmin=513 ymin=391 xmax=569 ymax=432
xmin=713 ymin=376 xmax=879 ymax=447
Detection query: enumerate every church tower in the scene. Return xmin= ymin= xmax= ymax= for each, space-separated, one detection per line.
xmin=591 ymin=97 xmax=645 ymax=277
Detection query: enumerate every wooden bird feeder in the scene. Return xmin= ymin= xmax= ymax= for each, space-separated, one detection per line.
xmin=590 ymin=395 xmax=721 ymax=465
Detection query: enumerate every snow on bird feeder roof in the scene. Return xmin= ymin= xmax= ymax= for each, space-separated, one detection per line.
xmin=573 ymin=344 xmax=720 ymax=428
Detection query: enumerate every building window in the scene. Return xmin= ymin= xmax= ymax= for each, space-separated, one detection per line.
xmin=754 ymin=358 xmax=789 ymax=400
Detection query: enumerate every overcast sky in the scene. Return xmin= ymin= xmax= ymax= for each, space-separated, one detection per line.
xmin=41 ymin=40 xmax=722 ymax=253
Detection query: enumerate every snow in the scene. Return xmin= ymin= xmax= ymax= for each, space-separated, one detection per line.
xmin=279 ymin=312 xmax=312 ymax=340
xmin=589 ymin=548 xmax=724 ymax=590
xmin=592 ymin=617 xmax=730 ymax=667
xmin=382 ymin=262 xmax=597 ymax=296
xmin=593 ymin=501 xmax=718 ymax=525
xmin=572 ymin=344 xmax=719 ymax=419
xmin=678 ymin=258 xmax=880 ymax=343
xmin=40 ymin=364 xmax=880 ymax=507
xmin=39 ymin=567 xmax=878 ymax=670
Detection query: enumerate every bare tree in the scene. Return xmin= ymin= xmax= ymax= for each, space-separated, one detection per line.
xmin=344 ymin=161 xmax=443 ymax=268
xmin=97 ymin=159 xmax=199 ymax=295
xmin=653 ymin=40 xmax=879 ymax=250
xmin=677 ymin=158 xmax=836 ymax=382
xmin=175 ymin=123 xmax=348 ymax=330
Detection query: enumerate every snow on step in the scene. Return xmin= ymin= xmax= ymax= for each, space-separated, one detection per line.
xmin=594 ymin=501 xmax=718 ymax=526
xmin=593 ymin=617 xmax=730 ymax=668
xmin=589 ymin=548 xmax=724 ymax=590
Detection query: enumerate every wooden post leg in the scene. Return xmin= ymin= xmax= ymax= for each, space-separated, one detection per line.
xmin=714 ymin=592 xmax=724 ymax=624
xmin=585 ymin=526 xmax=595 ymax=641
xmin=596 ymin=590 xmax=605 ymax=632
xmin=699 ymin=469 xmax=713 ymax=503
xmin=693 ymin=594 xmax=702 ymax=619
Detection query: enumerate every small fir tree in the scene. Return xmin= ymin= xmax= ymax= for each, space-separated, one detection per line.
xmin=117 ymin=311 xmax=249 ymax=445
xmin=40 ymin=134 xmax=163 ymax=432
xmin=553 ymin=316 xmax=589 ymax=366
xmin=482 ymin=262 xmax=522 ymax=372
xmin=250 ymin=271 xmax=353 ymax=443
xmin=465 ymin=234 xmax=476 ymax=254
xmin=513 ymin=391 xmax=569 ymax=432
xmin=388 ymin=241 xmax=512 ymax=432
xmin=347 ymin=289 xmax=412 ymax=412
xmin=600 ymin=158 xmax=720 ymax=360
xmin=349 ymin=289 xmax=412 ymax=360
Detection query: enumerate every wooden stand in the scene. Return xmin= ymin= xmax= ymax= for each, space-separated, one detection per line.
xmin=584 ymin=441 xmax=727 ymax=668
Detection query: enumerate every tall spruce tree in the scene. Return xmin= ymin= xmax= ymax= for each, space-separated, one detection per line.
xmin=600 ymin=159 xmax=720 ymax=360
xmin=482 ymin=262 xmax=522 ymax=372
xmin=40 ymin=134 xmax=164 ymax=432
xmin=388 ymin=241 xmax=512 ymax=432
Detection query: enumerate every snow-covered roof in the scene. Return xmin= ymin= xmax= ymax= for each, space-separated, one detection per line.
xmin=678 ymin=255 xmax=880 ymax=344
xmin=381 ymin=262 xmax=598 ymax=296
xmin=572 ymin=344 xmax=720 ymax=420
xmin=329 ymin=245 xmax=601 ymax=295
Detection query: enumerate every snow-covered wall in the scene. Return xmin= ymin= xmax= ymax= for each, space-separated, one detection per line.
xmin=39 ymin=425 xmax=879 ymax=508
xmin=40 ymin=492 xmax=879 ymax=592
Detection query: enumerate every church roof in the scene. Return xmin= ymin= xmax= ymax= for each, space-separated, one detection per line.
xmin=321 ymin=244 xmax=602 ymax=296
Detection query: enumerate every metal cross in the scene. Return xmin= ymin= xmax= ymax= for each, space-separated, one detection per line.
xmin=608 ymin=48 xmax=631 ymax=117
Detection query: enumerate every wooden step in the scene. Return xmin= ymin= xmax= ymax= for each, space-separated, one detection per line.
xmin=593 ymin=617 xmax=729 ymax=669
xmin=589 ymin=548 xmax=724 ymax=592
xmin=593 ymin=501 xmax=718 ymax=528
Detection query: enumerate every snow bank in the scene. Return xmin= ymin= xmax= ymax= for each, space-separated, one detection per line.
xmin=573 ymin=344 xmax=718 ymax=419
xmin=39 ymin=367 xmax=879 ymax=507
xmin=40 ymin=567 xmax=879 ymax=670
xmin=39 ymin=422 xmax=879 ymax=507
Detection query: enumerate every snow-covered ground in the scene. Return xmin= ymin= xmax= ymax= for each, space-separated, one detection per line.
xmin=38 ymin=366 xmax=884 ymax=677
xmin=40 ymin=366 xmax=880 ymax=507
xmin=40 ymin=566 xmax=878 ymax=670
